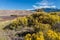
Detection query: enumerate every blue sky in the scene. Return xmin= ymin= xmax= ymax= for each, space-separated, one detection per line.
xmin=0 ymin=0 xmax=60 ymax=10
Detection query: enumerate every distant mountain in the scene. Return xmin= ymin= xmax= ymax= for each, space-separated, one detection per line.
xmin=31 ymin=8 xmax=60 ymax=12
xmin=42 ymin=8 xmax=60 ymax=12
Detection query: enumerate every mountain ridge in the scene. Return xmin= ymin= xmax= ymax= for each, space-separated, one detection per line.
xmin=31 ymin=8 xmax=60 ymax=12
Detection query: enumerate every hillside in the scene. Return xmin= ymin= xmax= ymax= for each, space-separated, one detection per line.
xmin=2 ymin=11 xmax=60 ymax=40
xmin=0 ymin=10 xmax=32 ymax=16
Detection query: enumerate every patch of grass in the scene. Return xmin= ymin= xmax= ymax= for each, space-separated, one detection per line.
xmin=0 ymin=21 xmax=11 ymax=40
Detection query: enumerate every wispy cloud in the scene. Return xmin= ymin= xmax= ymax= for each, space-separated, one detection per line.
xmin=33 ymin=0 xmax=56 ymax=9
xmin=33 ymin=5 xmax=56 ymax=9
xmin=26 ymin=8 xmax=34 ymax=10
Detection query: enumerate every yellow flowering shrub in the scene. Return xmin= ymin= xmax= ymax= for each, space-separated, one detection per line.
xmin=46 ymin=30 xmax=58 ymax=40
xmin=24 ymin=32 xmax=45 ymax=40
xmin=36 ymin=32 xmax=45 ymax=40
xmin=24 ymin=34 xmax=32 ymax=40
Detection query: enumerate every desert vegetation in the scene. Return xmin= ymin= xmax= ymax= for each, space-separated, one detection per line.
xmin=0 ymin=11 xmax=59 ymax=40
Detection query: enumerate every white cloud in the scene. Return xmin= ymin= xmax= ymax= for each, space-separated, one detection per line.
xmin=33 ymin=5 xmax=56 ymax=9
xmin=26 ymin=0 xmax=56 ymax=10
xmin=36 ymin=0 xmax=48 ymax=6
xmin=26 ymin=8 xmax=34 ymax=10
xmin=33 ymin=0 xmax=56 ymax=9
